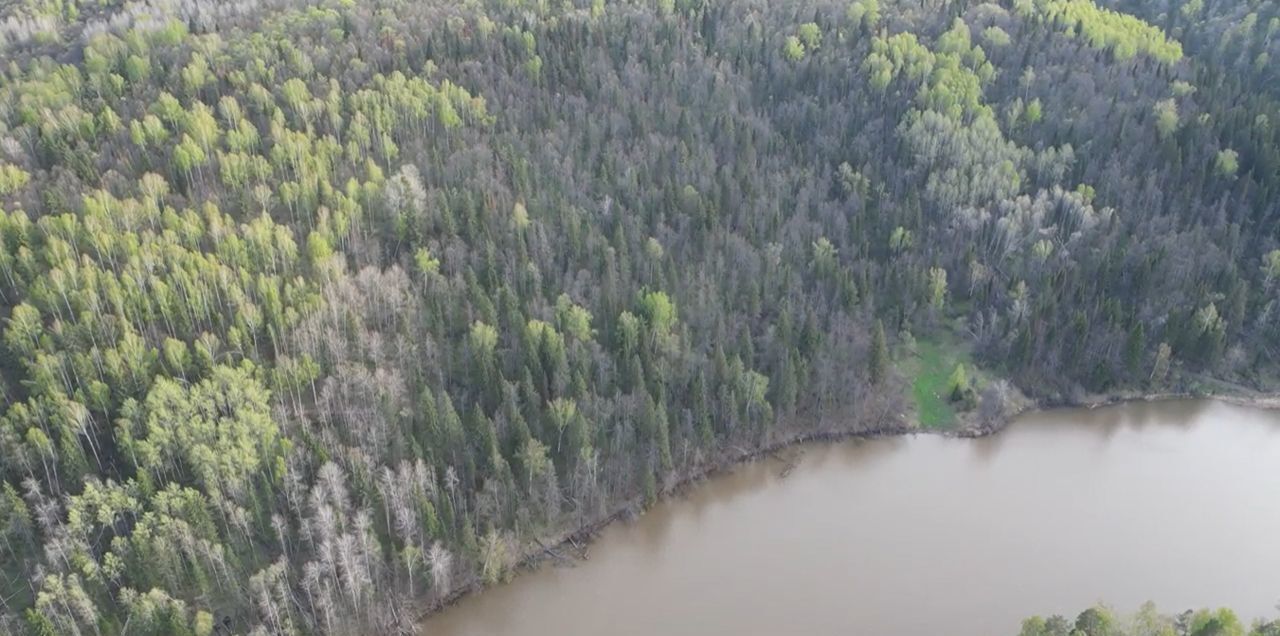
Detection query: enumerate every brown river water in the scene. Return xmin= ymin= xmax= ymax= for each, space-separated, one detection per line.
xmin=422 ymin=400 xmax=1280 ymax=635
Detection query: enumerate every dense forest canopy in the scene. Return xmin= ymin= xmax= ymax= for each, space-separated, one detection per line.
xmin=0 ymin=0 xmax=1278 ymax=633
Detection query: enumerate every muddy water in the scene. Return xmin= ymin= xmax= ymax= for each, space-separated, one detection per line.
xmin=422 ymin=400 xmax=1280 ymax=635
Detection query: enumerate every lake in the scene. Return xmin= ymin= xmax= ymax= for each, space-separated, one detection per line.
xmin=421 ymin=400 xmax=1280 ymax=635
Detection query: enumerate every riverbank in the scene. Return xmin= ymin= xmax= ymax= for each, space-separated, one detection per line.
xmin=412 ymin=386 xmax=1280 ymax=632
xmin=419 ymin=401 xmax=1280 ymax=636
xmin=409 ymin=414 xmax=917 ymax=629
xmin=955 ymin=386 xmax=1280 ymax=438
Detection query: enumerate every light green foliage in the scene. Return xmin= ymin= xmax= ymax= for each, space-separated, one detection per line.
xmin=645 ymin=236 xmax=664 ymax=260
xmin=1151 ymin=342 xmax=1173 ymax=385
xmin=470 ymin=321 xmax=499 ymax=356
xmin=935 ymin=18 xmax=972 ymax=56
xmin=122 ymin=363 xmax=281 ymax=500
xmin=1171 ymin=80 xmax=1196 ymax=97
xmin=513 ymin=200 xmax=530 ymax=228
xmin=1032 ymin=239 xmax=1054 ymax=262
xmin=1188 ymin=608 xmax=1246 ymax=636
xmin=125 ymin=54 xmax=152 ymax=83
xmin=415 ymin=246 xmax=440 ymax=275
xmin=480 ymin=530 xmax=511 ymax=584
xmin=162 ymin=338 xmax=190 ymax=376
xmin=1194 ymin=302 xmax=1223 ymax=335
xmin=181 ymin=53 xmax=211 ymax=95
xmin=812 ymin=237 xmax=838 ymax=276
xmin=890 ymin=226 xmax=913 ymax=252
xmin=866 ymin=32 xmax=935 ymax=86
xmin=1263 ymin=250 xmax=1280 ymax=286
xmin=525 ymin=55 xmax=544 ymax=79
xmin=846 ymin=0 xmax=880 ymax=29
xmin=526 ymin=319 xmax=566 ymax=366
xmin=1076 ymin=183 xmax=1097 ymax=203
xmin=741 ymin=370 xmax=770 ymax=411
xmin=1072 ymin=605 xmax=1118 ymax=635
xmin=556 ymin=294 xmax=594 ymax=341
xmin=783 ymin=35 xmax=805 ymax=62
xmin=0 ymin=164 xmax=31 ymax=195
xmin=520 ymin=437 xmax=552 ymax=483
xmin=866 ymin=22 xmax=1025 ymax=208
xmin=638 ymin=289 xmax=677 ymax=334
xmin=1034 ymin=0 xmax=1183 ymax=63
xmin=946 ymin=363 xmax=969 ymax=400
xmin=982 ymin=26 xmax=1011 ymax=48
xmin=1024 ymin=98 xmax=1043 ymax=124
xmin=173 ymin=134 xmax=208 ymax=176
xmin=1154 ymin=98 xmax=1179 ymax=138
xmin=33 ymin=574 xmax=98 ymax=635
xmin=617 ymin=310 xmax=642 ymax=356
xmin=152 ymin=91 xmax=187 ymax=127
xmin=1216 ymin=148 xmax=1239 ymax=176
xmin=837 ymin=162 xmax=871 ymax=198
xmin=195 ymin=610 xmax=214 ymax=636
xmin=797 ymin=23 xmax=822 ymax=51
xmin=3 ymin=303 xmax=43 ymax=357
xmin=927 ymin=266 xmax=948 ymax=309
xmin=1021 ymin=603 xmax=1271 ymax=636
xmin=184 ymin=102 xmax=220 ymax=150
xmin=868 ymin=64 xmax=893 ymax=91
xmin=130 ymin=114 xmax=169 ymax=148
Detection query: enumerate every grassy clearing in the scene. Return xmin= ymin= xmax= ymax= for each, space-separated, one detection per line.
xmin=908 ymin=340 xmax=957 ymax=428
xmin=899 ymin=333 xmax=984 ymax=430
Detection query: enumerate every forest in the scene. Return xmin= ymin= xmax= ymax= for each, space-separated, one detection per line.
xmin=0 ymin=0 xmax=1278 ymax=633
xmin=1020 ymin=603 xmax=1280 ymax=636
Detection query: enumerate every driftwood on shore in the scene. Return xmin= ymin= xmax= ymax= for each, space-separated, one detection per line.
xmin=534 ymin=537 xmax=572 ymax=565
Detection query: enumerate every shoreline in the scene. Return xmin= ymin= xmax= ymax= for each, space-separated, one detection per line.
xmin=410 ymin=417 xmax=916 ymax=629
xmin=952 ymin=385 xmax=1280 ymax=439
xmin=409 ymin=388 xmax=1280 ymax=631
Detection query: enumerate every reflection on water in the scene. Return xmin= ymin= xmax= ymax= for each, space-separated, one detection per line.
xmin=422 ymin=400 xmax=1280 ymax=636
xmin=967 ymin=399 xmax=1212 ymax=462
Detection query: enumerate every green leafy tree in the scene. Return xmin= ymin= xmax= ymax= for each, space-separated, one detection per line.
xmin=797 ymin=23 xmax=822 ymax=50
xmin=847 ymin=0 xmax=880 ymax=29
xmin=1216 ymin=149 xmax=1240 ymax=176
xmin=1154 ymin=99 xmax=1179 ymax=139
xmin=946 ymin=364 xmax=970 ymax=402
xmin=783 ymin=36 xmax=805 ymax=62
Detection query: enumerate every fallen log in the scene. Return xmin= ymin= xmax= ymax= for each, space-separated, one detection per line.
xmin=534 ymin=537 xmax=572 ymax=564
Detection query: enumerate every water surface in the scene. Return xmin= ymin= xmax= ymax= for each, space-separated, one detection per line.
xmin=422 ymin=400 xmax=1280 ymax=635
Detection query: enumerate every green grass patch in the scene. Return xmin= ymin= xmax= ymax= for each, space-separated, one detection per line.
xmin=899 ymin=334 xmax=982 ymax=430
xmin=908 ymin=341 xmax=957 ymax=428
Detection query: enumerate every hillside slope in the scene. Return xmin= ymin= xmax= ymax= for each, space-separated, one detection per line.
xmin=1 ymin=0 xmax=1278 ymax=633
